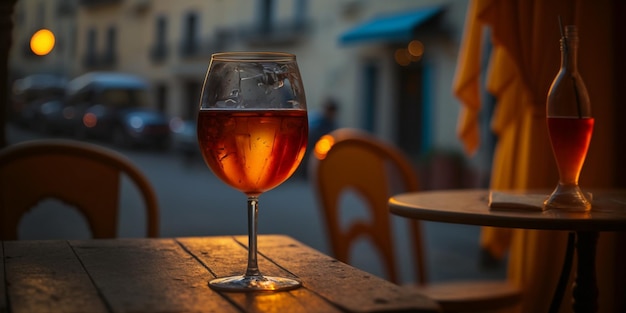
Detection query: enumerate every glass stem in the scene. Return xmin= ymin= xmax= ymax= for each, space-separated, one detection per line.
xmin=245 ymin=196 xmax=261 ymax=277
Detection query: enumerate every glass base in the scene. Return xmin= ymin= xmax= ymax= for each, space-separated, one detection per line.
xmin=209 ymin=275 xmax=301 ymax=292
xmin=543 ymin=183 xmax=591 ymax=212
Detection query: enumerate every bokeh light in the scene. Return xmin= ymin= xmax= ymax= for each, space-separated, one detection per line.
xmin=394 ymin=49 xmax=411 ymax=66
xmin=83 ymin=113 xmax=97 ymax=128
xmin=314 ymin=135 xmax=335 ymax=160
xmin=30 ymin=29 xmax=55 ymax=56
xmin=395 ymin=41 xmax=427 ymax=66
xmin=408 ymin=40 xmax=424 ymax=57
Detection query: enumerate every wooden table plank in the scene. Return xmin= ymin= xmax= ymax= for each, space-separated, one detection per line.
xmin=3 ymin=240 xmax=108 ymax=313
xmin=3 ymin=236 xmax=441 ymax=313
xmin=247 ymin=235 xmax=440 ymax=313
xmin=176 ymin=235 xmax=297 ymax=279
xmin=71 ymin=238 xmax=238 ymax=313
xmin=177 ymin=236 xmax=343 ymax=313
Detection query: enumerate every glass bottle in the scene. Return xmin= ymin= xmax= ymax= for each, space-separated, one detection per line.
xmin=544 ymin=25 xmax=594 ymax=212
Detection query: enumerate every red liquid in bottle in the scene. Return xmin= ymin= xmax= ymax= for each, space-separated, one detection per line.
xmin=547 ymin=117 xmax=594 ymax=184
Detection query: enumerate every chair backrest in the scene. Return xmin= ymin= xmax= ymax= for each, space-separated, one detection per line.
xmin=309 ymin=128 xmax=427 ymax=285
xmin=0 ymin=139 xmax=159 ymax=240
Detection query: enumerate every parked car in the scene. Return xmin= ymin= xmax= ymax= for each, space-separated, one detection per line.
xmin=37 ymin=99 xmax=76 ymax=135
xmin=10 ymin=74 xmax=67 ymax=129
xmin=65 ymin=72 xmax=171 ymax=149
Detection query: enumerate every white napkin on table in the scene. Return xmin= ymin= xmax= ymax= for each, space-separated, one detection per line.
xmin=488 ymin=191 xmax=548 ymax=211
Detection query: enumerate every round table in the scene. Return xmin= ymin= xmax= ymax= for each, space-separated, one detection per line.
xmin=389 ymin=189 xmax=626 ymax=313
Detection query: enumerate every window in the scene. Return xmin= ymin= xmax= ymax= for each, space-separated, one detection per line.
xmin=257 ymin=0 xmax=273 ymax=34
xmin=36 ymin=1 xmax=45 ymax=28
xmin=103 ymin=26 xmax=116 ymax=65
xmin=294 ymin=0 xmax=306 ymax=29
xmin=258 ymin=0 xmax=308 ymax=29
xmin=151 ymin=16 xmax=168 ymax=61
xmin=84 ymin=27 xmax=97 ymax=66
xmin=156 ymin=16 xmax=167 ymax=46
xmin=87 ymin=28 xmax=96 ymax=55
xmin=180 ymin=12 xmax=198 ymax=57
xmin=246 ymin=0 xmax=309 ymax=44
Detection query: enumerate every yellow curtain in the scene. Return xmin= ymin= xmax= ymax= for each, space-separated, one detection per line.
xmin=454 ymin=0 xmax=621 ymax=312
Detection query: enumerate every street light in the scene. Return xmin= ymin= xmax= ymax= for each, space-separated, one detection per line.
xmin=30 ymin=28 xmax=55 ymax=56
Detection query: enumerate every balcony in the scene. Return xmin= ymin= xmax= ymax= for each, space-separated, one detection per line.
xmin=83 ymin=53 xmax=98 ymax=68
xmin=100 ymin=51 xmax=117 ymax=67
xmin=57 ymin=0 xmax=77 ymax=16
xmin=79 ymin=0 xmax=122 ymax=8
xmin=178 ymin=29 xmax=233 ymax=60
xmin=239 ymin=20 xmax=310 ymax=46
xmin=179 ymin=41 xmax=199 ymax=59
xmin=150 ymin=44 xmax=168 ymax=63
xmin=82 ymin=52 xmax=117 ymax=69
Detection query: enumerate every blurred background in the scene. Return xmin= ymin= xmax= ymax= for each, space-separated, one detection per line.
xmin=5 ymin=0 xmax=505 ymax=285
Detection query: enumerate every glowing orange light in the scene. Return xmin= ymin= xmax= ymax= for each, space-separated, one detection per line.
xmin=394 ymin=49 xmax=411 ymax=66
xmin=30 ymin=29 xmax=55 ymax=56
xmin=314 ymin=135 xmax=335 ymax=160
xmin=408 ymin=40 xmax=424 ymax=57
xmin=83 ymin=113 xmax=97 ymax=128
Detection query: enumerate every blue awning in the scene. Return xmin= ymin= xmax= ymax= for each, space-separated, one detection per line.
xmin=339 ymin=6 xmax=443 ymax=45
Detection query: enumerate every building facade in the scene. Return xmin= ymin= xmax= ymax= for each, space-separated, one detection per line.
xmin=10 ymin=0 xmax=77 ymax=78
xmin=10 ymin=0 xmax=482 ymax=183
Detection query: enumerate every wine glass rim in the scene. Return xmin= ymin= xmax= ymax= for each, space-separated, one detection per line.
xmin=211 ymin=51 xmax=296 ymax=62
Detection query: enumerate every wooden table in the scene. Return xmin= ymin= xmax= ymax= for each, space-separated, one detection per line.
xmin=1 ymin=235 xmax=439 ymax=313
xmin=389 ymin=189 xmax=626 ymax=313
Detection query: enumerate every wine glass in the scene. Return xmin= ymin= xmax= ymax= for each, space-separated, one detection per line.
xmin=197 ymin=52 xmax=308 ymax=291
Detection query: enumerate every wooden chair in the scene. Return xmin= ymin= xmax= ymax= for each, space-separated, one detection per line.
xmin=309 ymin=128 xmax=520 ymax=312
xmin=0 ymin=139 xmax=159 ymax=240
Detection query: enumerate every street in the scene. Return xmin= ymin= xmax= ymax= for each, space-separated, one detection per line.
xmin=6 ymin=124 xmax=506 ymax=285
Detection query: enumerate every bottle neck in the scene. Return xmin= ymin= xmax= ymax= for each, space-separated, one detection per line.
xmin=560 ymin=33 xmax=579 ymax=73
